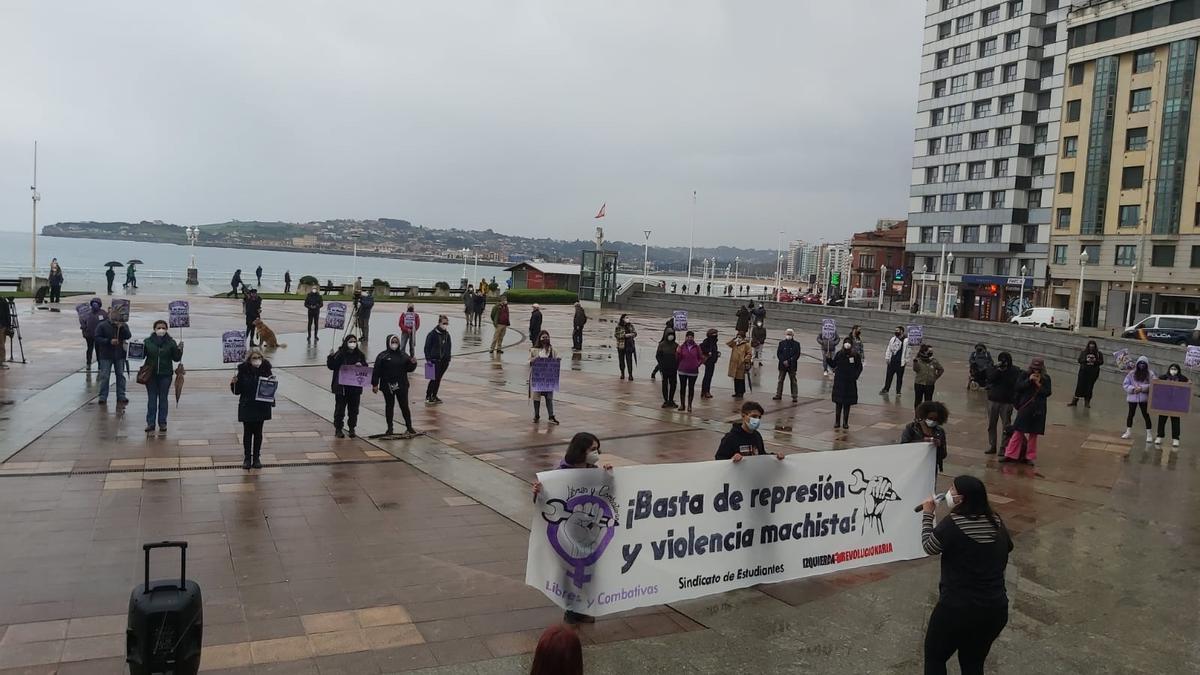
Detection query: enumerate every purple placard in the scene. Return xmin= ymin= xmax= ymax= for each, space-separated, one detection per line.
xmin=75 ymin=302 xmax=91 ymax=328
xmin=168 ymin=300 xmax=190 ymax=328
xmin=424 ymin=361 xmax=437 ymax=380
xmin=222 ymin=330 xmax=247 ymax=364
xmin=821 ymin=318 xmax=836 ymax=341
xmin=531 ymin=357 xmax=561 ymax=393
xmin=337 ymin=364 xmax=372 ymax=388
xmin=325 ymin=302 xmax=347 ymax=329
xmin=672 ymin=310 xmax=687 ymax=331
xmin=1149 ymin=380 xmax=1192 ymax=416
xmin=906 ymin=325 xmax=924 ymax=347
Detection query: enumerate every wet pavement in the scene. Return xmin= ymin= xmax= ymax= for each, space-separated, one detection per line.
xmin=0 ymin=292 xmax=1196 ymax=673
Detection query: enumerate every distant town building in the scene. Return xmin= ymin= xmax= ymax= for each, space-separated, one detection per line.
xmin=504 ymin=261 xmax=580 ymax=293
xmin=850 ymin=220 xmax=908 ymax=295
xmin=291 ymin=235 xmax=318 ymax=248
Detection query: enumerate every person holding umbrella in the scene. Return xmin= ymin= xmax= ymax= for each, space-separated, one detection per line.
xmin=142 ymin=319 xmax=183 ymax=434
xmin=124 ymin=261 xmax=139 ymax=289
xmin=104 ymin=263 xmax=118 ymax=295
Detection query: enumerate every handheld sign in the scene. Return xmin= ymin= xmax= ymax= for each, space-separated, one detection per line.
xmin=222 ymin=331 xmax=247 ymax=364
xmin=127 ymin=340 xmax=145 ymax=360
xmin=1186 ymin=346 xmax=1200 ymax=370
xmin=168 ymin=301 xmax=190 ymax=328
xmin=906 ymin=325 xmax=924 ymax=347
xmin=255 ymin=376 xmax=278 ymax=404
xmin=820 ymin=318 xmax=836 ymax=340
xmin=75 ymin=302 xmax=91 ymax=328
xmin=325 ymin=302 xmax=347 ymax=330
xmin=403 ymin=312 xmax=417 ymax=329
xmin=530 ymin=357 xmax=561 ymax=393
xmin=110 ymin=299 xmax=131 ymax=323
xmin=1149 ymin=380 xmax=1192 ymax=416
xmin=1113 ymin=348 xmax=1133 ymax=371
xmin=337 ymin=364 xmax=372 ymax=388
xmin=424 ymin=361 xmax=437 ymax=380
xmin=672 ymin=310 xmax=688 ymax=332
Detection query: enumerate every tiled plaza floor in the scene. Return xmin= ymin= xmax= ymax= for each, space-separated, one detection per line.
xmin=0 ymin=291 xmax=1197 ymax=673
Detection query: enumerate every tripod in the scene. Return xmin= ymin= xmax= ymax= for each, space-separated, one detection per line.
xmin=6 ymin=297 xmax=26 ymax=364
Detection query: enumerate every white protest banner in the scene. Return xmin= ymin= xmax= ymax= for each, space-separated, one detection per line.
xmin=168 ymin=301 xmax=190 ymax=328
xmin=222 ymin=331 xmax=247 ymax=364
xmin=672 ymin=310 xmax=688 ymax=332
xmin=1186 ymin=346 xmax=1200 ymax=370
xmin=526 ymin=443 xmax=934 ymax=616
xmin=74 ymin=302 xmax=91 ymax=328
xmin=906 ymin=325 xmax=924 ymax=347
xmin=820 ymin=318 xmax=836 ymax=340
xmin=325 ymin=302 xmax=347 ymax=329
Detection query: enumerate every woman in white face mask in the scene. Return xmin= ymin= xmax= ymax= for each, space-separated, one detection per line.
xmin=901 ymin=401 xmax=950 ymax=473
xmin=528 ymin=330 xmax=559 ymax=425
xmin=142 ymin=320 xmax=183 ymax=434
xmin=327 ymin=335 xmax=368 ymax=438
xmin=231 ymin=349 xmax=273 ymax=469
xmin=1154 ymin=363 xmax=1188 ymax=448
xmin=371 ymin=334 xmax=418 ymax=436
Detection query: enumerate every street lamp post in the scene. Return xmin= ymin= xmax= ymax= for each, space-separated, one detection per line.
xmin=774 ymin=231 xmax=783 ymax=300
xmin=1124 ymin=265 xmax=1138 ymax=327
xmin=918 ymin=265 xmax=928 ymax=313
xmin=186 ymin=226 xmax=199 ymax=285
xmin=1018 ymin=264 xmax=1027 ymax=318
xmin=878 ymin=265 xmax=887 ymax=311
xmin=350 ymin=233 xmax=361 ymax=279
xmin=943 ymin=252 xmax=954 ymax=317
xmin=30 ymin=141 xmax=40 ymax=294
xmin=473 ymin=249 xmax=479 ymax=283
xmin=460 ymin=248 xmax=469 ymax=286
xmin=1074 ymin=252 xmax=1087 ymax=331
xmin=733 ymin=256 xmax=740 ymax=295
xmin=642 ymin=229 xmax=651 ymax=291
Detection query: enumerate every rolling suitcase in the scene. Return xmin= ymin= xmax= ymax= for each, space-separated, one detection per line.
xmin=126 ymin=541 xmax=203 ymax=675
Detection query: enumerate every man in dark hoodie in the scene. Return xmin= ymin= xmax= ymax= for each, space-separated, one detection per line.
xmin=81 ymin=297 xmax=107 ymax=370
xmin=243 ymin=288 xmax=262 ymax=345
xmin=700 ymin=328 xmax=720 ymax=399
xmin=304 ymin=286 xmax=323 ymax=341
xmin=714 ymin=401 xmax=785 ymax=461
xmin=984 ymin=352 xmax=1020 ymax=454
xmin=572 ymin=301 xmax=587 ymax=351
xmin=735 ymin=305 xmax=751 ymax=334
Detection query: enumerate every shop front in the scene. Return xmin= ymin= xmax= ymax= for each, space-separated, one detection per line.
xmin=960 ymin=274 xmax=1034 ymax=322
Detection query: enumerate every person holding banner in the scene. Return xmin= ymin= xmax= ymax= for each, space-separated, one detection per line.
xmin=920 ymin=475 xmax=1012 ymax=675
xmin=881 ymin=326 xmax=910 ymax=396
xmin=676 ymin=330 xmax=703 ymax=412
xmin=141 ymin=320 xmax=183 ymax=434
xmin=1000 ymin=358 xmax=1051 ymax=465
xmin=81 ymin=298 xmax=107 ymax=371
xmin=424 ymin=315 xmax=453 ymax=404
xmin=817 ymin=325 xmax=839 ymax=377
xmin=327 ymin=335 xmax=368 ymax=438
xmin=1121 ymin=357 xmax=1157 ymax=442
xmin=831 ymin=337 xmax=863 ymax=431
xmin=913 ymin=344 xmax=945 ymax=409
xmin=372 ymin=334 xmax=417 ymax=436
xmin=614 ymin=314 xmax=637 ymax=380
xmin=231 ymin=349 xmax=273 ymax=469
xmin=699 ymin=328 xmax=720 ymax=399
xmin=726 ymin=331 xmax=753 ymax=399
xmin=773 ymin=328 xmax=801 ymax=403
xmin=714 ymin=401 xmax=784 ymax=461
xmin=304 ymin=286 xmax=323 ymax=342
xmin=1154 ymin=364 xmax=1188 ymax=448
xmin=528 ymin=330 xmax=560 ymax=424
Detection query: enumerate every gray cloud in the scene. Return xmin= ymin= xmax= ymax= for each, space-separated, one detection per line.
xmin=0 ymin=1 xmax=923 ymax=248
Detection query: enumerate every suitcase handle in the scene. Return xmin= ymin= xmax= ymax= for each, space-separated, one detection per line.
xmin=143 ymin=540 xmax=187 ymax=593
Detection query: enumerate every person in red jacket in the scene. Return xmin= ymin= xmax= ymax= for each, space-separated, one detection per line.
xmin=675 ymin=330 xmax=703 ymax=413
xmin=398 ymin=304 xmax=420 ymax=356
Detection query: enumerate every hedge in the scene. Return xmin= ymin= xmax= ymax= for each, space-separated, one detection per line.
xmin=299 ymin=275 xmax=319 ymax=286
xmin=504 ymin=289 xmax=578 ymax=304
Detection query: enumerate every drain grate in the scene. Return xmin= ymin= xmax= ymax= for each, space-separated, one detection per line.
xmin=0 ymin=457 xmax=401 ymax=478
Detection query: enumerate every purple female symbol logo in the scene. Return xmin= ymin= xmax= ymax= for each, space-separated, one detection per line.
xmin=542 ymin=494 xmax=617 ymax=588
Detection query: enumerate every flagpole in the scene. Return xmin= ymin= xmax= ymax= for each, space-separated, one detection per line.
xmin=687 ymin=190 xmax=696 ymax=289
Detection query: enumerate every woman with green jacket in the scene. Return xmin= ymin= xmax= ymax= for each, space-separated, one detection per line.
xmin=143 ymin=319 xmax=183 ymax=433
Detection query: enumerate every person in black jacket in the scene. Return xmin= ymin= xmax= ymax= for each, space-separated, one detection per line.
xmin=105 ymin=265 xmax=116 ymax=295
xmin=1000 ymin=358 xmax=1051 ymax=466
xmin=48 ymin=260 xmax=64 ymax=303
xmin=901 ymin=401 xmax=950 ymax=473
xmin=327 ymin=334 xmax=368 ymax=438
xmin=255 ymin=265 xmax=263 ymax=287
xmin=920 ymin=475 xmax=1012 ymax=675
xmin=424 ymin=314 xmax=452 ymax=404
xmin=715 ymin=401 xmax=785 ymax=461
xmin=227 ymin=269 xmax=242 ymax=298
xmin=372 ymin=334 xmax=417 ymax=436
xmin=734 ymin=305 xmax=751 ymax=334
xmin=773 ymin=328 xmax=801 ymax=402
xmin=572 ymin=301 xmax=587 ymax=351
xmin=529 ymin=304 xmax=543 ymax=343
xmin=231 ymin=349 xmax=273 ymax=469
xmin=94 ymin=313 xmax=132 ymax=405
xmin=831 ymin=338 xmax=863 ymax=430
xmin=655 ymin=329 xmax=679 ymax=407
xmin=242 ymin=288 xmax=262 ymax=345
xmin=699 ymin=329 xmax=720 ymax=399
xmin=1068 ymin=341 xmax=1104 ymax=407
xmin=304 ymin=287 xmax=323 ymax=341
xmin=1155 ymin=364 xmax=1187 ymax=448
xmin=984 ymin=352 xmax=1019 ymax=455
xmin=650 ymin=319 xmax=673 ymax=380
xmin=283 ymin=270 xmax=292 ymax=294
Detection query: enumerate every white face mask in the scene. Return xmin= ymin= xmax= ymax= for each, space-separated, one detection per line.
xmin=667 ymin=335 xmax=675 ymax=342
xmin=250 ymin=358 xmax=263 ymax=367
xmin=155 ymin=329 xmax=167 ymax=337
xmin=1170 ymin=368 xmax=1180 ymax=376
xmin=439 ymin=323 xmax=448 ymax=329
xmin=389 ymin=341 xmax=400 ymax=351
xmin=944 ymin=490 xmax=958 ymax=508
xmin=586 ymin=450 xmax=601 ymax=465
xmin=346 ymin=341 xmax=358 ymax=350
xmin=925 ymin=419 xmax=939 ymax=428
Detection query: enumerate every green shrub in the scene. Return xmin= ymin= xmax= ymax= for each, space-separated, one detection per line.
xmin=434 ymin=281 xmax=451 ymax=291
xmin=299 ymin=275 xmax=319 ymax=286
xmin=371 ymin=278 xmax=389 ymax=288
xmin=505 ymin=289 xmax=578 ymax=304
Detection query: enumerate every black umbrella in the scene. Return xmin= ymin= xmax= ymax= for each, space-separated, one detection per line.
xmin=104 ymin=261 xmax=124 ymax=267
xmin=127 ymin=259 xmax=145 ymax=265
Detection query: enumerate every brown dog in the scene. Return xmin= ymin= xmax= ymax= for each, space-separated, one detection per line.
xmin=253 ymin=318 xmax=286 ymax=350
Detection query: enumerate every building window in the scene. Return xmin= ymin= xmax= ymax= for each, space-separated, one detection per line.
xmin=926 ymin=167 xmax=940 ymax=183
xmin=1028 ymin=189 xmax=1042 ymax=208
xmin=929 ymin=138 xmax=942 ymax=155
xmin=946 ymin=134 xmax=963 ymax=152
xmin=987 ymin=224 xmax=1003 ymax=243
xmin=1069 ymin=63 xmax=1084 ymax=85
xmin=1002 ymin=63 xmax=1019 ymax=82
xmin=944 ymin=164 xmax=960 ymax=181
xmin=991 ymin=191 xmax=1006 ymax=208
xmin=994 ymin=158 xmax=1008 ymax=176
xmin=1042 ymin=26 xmax=1057 ymax=45
xmin=981 ymin=37 xmax=998 ymax=57
xmin=954 ymin=45 xmax=971 ymax=63
xmin=1118 ymin=204 xmax=1141 ymax=228
xmin=1023 ymin=224 xmax=1040 ymax=244
xmin=1134 ymin=49 xmax=1155 ymax=74
xmin=1115 ymin=245 xmax=1138 ymax=267
xmin=1081 ymin=244 xmax=1099 ymax=264
xmin=1121 ymin=166 xmax=1144 ymax=190
xmin=983 ymin=6 xmax=1001 ymax=26
xmin=1037 ymin=91 xmax=1052 ymax=110
xmin=1063 ymin=136 xmax=1078 ymax=157
xmin=1066 ymin=99 xmax=1081 ymax=122
xmin=996 ymin=127 xmax=1012 ymax=145
xmin=1005 ymin=31 xmax=1021 ymax=50
xmin=940 ymin=195 xmax=957 ymax=212
xmin=948 ymin=104 xmax=966 ymax=122
xmin=966 ymin=257 xmax=985 ymax=274
xmin=1060 ymin=171 xmax=1075 ymax=193
xmin=974 ymin=100 xmax=992 ymax=118
xmin=996 ymin=257 xmax=1011 ymax=275
xmin=920 ymin=226 xmax=934 ymax=242
xmin=934 ymin=80 xmax=947 ymax=98
xmin=931 ymin=109 xmax=945 ymax=126
xmin=1034 ymin=124 xmax=1048 ymax=143
xmin=957 ymin=15 xmax=974 ymax=34
xmin=1192 ymin=245 xmax=1200 ymax=268
xmin=922 ymin=197 xmax=937 ymax=213
xmin=860 ymin=254 xmax=875 ymax=269
xmin=935 ymin=51 xmax=950 ymax=69
xmin=950 ymin=75 xmax=969 ymax=94
xmin=1056 ymin=207 xmax=1071 ymax=229
xmin=999 ymin=94 xmax=1015 ymax=113
xmin=963 ymin=225 xmax=980 ymax=243
xmin=1053 ymin=245 xmax=1067 ymax=265
xmin=938 ymin=225 xmax=954 ymax=242
xmin=965 ymin=192 xmax=984 ymax=210
xmin=969 ymin=162 xmax=986 ymax=180
xmin=938 ymin=22 xmax=952 ymax=40
xmin=977 ymin=69 xmax=994 ymax=88
xmin=1130 ymin=88 xmax=1151 ymax=112
xmin=1009 ymin=1 xmax=1023 ymax=17
xmin=1032 ymin=156 xmax=1045 ymax=175
xmin=970 ymin=131 xmax=989 ymax=149
xmin=1151 ymin=245 xmax=1176 ymax=266
xmin=1126 ymin=127 xmax=1147 ymax=150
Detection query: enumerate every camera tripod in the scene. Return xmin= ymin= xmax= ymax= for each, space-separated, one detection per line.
xmin=6 ymin=297 xmax=26 ymax=364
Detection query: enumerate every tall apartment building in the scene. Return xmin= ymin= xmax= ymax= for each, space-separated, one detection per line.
xmin=908 ymin=0 xmax=1070 ymax=321
xmin=1050 ymin=0 xmax=1200 ymax=329
xmin=786 ymin=241 xmax=823 ymax=285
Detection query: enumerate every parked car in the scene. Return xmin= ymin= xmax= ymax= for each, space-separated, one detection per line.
xmin=777 ymin=289 xmax=795 ymax=303
xmin=1010 ymin=307 xmax=1071 ymax=329
xmin=1122 ymin=315 xmax=1200 ymax=345
xmin=800 ymin=294 xmax=824 ymax=305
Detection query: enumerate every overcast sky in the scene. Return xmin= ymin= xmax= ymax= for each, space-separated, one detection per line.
xmin=0 ymin=1 xmax=923 ymax=248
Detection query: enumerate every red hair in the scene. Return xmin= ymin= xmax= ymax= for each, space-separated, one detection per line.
xmin=529 ymin=624 xmax=582 ymax=675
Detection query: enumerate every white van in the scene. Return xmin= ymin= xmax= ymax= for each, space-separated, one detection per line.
xmin=1011 ymin=307 xmax=1072 ymax=329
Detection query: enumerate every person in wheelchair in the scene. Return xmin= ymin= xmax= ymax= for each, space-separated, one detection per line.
xmin=968 ymin=343 xmax=993 ymax=390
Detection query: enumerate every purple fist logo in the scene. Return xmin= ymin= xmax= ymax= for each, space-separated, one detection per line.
xmin=542 ymin=494 xmax=617 ymax=588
